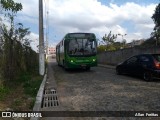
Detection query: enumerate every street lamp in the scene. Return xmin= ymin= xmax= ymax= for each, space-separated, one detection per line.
xmin=118 ymin=33 xmax=127 ymax=41
xmin=118 ymin=33 xmax=127 ymax=48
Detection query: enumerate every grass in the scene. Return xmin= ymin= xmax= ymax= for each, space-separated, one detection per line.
xmin=23 ymin=75 xmax=43 ymax=97
xmin=10 ymin=72 xmax=43 ymax=98
xmin=11 ymin=98 xmax=23 ymax=110
xmin=0 ymin=85 xmax=10 ymax=100
xmin=0 ymin=71 xmax=43 ymax=111
xmin=29 ymin=98 xmax=36 ymax=109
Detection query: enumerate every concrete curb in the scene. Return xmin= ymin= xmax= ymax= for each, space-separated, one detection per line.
xmin=98 ymin=64 xmax=116 ymax=69
xmin=30 ymin=69 xmax=47 ymax=120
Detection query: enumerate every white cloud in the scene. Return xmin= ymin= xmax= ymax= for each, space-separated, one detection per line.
xmin=26 ymin=32 xmax=39 ymax=51
xmin=18 ymin=0 xmax=38 ymax=17
xmin=126 ymin=33 xmax=143 ymax=42
xmin=27 ymin=32 xmax=57 ymax=51
xmin=15 ymin=0 xmax=157 ymax=43
xmin=17 ymin=15 xmax=38 ymax=25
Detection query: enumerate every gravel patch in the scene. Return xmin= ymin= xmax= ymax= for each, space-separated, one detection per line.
xmin=51 ymin=63 xmax=160 ymax=119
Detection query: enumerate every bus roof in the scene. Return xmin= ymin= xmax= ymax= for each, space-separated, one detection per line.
xmin=56 ymin=32 xmax=96 ymax=47
xmin=65 ymin=32 xmax=95 ymax=38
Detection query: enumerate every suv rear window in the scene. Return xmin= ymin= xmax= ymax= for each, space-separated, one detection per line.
xmin=139 ymin=56 xmax=150 ymax=62
xmin=153 ymin=54 xmax=160 ymax=62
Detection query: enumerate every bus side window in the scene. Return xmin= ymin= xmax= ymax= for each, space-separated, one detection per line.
xmin=62 ymin=39 xmax=65 ymax=46
xmin=92 ymin=42 xmax=95 ymax=48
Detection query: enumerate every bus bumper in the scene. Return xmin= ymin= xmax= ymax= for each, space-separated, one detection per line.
xmin=66 ymin=61 xmax=97 ymax=69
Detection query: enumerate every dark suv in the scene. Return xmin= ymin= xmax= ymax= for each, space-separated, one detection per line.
xmin=116 ymin=54 xmax=160 ymax=81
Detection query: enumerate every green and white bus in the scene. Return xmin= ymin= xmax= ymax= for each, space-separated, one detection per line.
xmin=56 ymin=33 xmax=97 ymax=70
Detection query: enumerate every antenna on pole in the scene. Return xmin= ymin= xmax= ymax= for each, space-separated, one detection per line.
xmin=39 ymin=0 xmax=45 ymax=75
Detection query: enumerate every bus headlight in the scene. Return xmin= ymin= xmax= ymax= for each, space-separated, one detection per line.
xmin=70 ymin=60 xmax=74 ymax=63
xmin=93 ymin=59 xmax=96 ymax=62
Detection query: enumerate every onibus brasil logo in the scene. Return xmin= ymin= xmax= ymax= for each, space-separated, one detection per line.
xmin=1 ymin=112 xmax=42 ymax=118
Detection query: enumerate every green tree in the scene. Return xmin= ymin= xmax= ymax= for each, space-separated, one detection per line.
xmin=151 ymin=3 xmax=160 ymax=45
xmin=101 ymin=31 xmax=118 ymax=51
xmin=0 ymin=0 xmax=22 ymax=80
xmin=0 ymin=0 xmax=22 ymax=13
xmin=101 ymin=31 xmax=128 ymax=51
xmin=102 ymin=31 xmax=117 ymax=45
xmin=0 ymin=0 xmax=39 ymax=87
xmin=152 ymin=3 xmax=160 ymax=27
xmin=97 ymin=45 xmax=106 ymax=53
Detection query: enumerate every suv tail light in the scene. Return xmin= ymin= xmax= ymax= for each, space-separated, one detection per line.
xmin=154 ymin=59 xmax=160 ymax=69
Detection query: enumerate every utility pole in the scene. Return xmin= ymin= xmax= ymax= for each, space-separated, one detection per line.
xmin=39 ymin=0 xmax=45 ymax=75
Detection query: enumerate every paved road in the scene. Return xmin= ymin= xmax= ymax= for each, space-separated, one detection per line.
xmin=41 ymin=58 xmax=160 ymax=120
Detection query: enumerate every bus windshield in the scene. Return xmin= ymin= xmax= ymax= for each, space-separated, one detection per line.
xmin=68 ymin=38 xmax=96 ymax=56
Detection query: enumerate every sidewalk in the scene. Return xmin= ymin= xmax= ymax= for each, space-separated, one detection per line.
xmin=40 ymin=58 xmax=63 ymax=120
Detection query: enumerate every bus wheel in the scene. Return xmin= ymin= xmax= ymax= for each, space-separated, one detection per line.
xmin=63 ymin=61 xmax=68 ymax=71
xmin=58 ymin=63 xmax=61 ymax=66
xmin=86 ymin=67 xmax=90 ymax=71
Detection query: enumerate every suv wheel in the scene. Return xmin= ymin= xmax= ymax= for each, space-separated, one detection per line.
xmin=116 ymin=68 xmax=121 ymax=75
xmin=143 ymin=71 xmax=152 ymax=82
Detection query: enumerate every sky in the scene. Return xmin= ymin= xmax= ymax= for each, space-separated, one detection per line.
xmin=1 ymin=0 xmax=160 ymax=51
